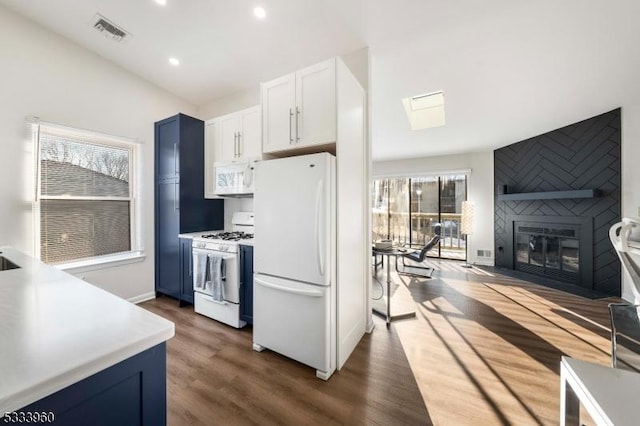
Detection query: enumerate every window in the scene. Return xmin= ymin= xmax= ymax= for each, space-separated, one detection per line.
xmin=372 ymin=174 xmax=467 ymax=260
xmin=35 ymin=123 xmax=139 ymax=266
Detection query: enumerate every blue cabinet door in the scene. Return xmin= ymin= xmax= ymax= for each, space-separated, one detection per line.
xmin=18 ymin=343 xmax=167 ymax=426
xmin=180 ymin=238 xmax=193 ymax=305
xmin=240 ymin=245 xmax=254 ymax=324
xmin=156 ymin=180 xmax=180 ymax=298
xmin=155 ymin=116 xmax=179 ymax=179
xmin=155 ymin=113 xmax=224 ymax=305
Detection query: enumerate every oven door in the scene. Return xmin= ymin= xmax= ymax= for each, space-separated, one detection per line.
xmin=192 ymin=248 xmax=240 ymax=303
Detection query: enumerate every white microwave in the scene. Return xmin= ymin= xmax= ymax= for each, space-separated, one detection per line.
xmin=214 ymin=161 xmax=255 ymax=196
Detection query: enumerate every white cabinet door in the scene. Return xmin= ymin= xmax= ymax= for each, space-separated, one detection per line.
xmin=204 ymin=119 xmax=218 ymax=198
xmin=296 ymin=58 xmax=336 ymax=147
xmin=262 ymin=72 xmax=296 ymax=153
xmin=219 ymin=113 xmax=240 ymax=162
xmin=239 ymin=106 xmax=261 ymax=159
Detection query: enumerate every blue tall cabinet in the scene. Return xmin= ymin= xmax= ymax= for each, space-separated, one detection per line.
xmin=155 ymin=113 xmax=223 ymax=305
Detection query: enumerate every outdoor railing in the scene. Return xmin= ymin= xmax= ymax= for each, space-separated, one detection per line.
xmin=372 ymin=211 xmax=465 ymax=251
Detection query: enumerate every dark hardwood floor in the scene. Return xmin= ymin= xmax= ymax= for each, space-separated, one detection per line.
xmin=142 ymin=297 xmax=431 ymax=425
xmin=144 ymin=260 xmax=620 ymax=425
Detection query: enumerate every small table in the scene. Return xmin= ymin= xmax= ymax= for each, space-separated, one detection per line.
xmin=560 ymin=356 xmax=640 ymax=425
xmin=372 ymin=247 xmax=417 ymax=328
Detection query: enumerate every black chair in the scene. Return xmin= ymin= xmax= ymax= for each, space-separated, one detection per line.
xmin=396 ymin=234 xmax=440 ymax=278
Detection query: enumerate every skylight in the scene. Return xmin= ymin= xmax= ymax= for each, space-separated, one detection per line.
xmin=402 ymin=91 xmax=445 ymax=130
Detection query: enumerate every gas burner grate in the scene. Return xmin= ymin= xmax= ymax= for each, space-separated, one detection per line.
xmin=201 ymin=232 xmax=253 ymax=241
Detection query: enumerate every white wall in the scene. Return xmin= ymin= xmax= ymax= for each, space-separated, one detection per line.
xmin=0 ymin=5 xmax=196 ymax=300
xmin=373 ymin=151 xmax=494 ymax=266
xmin=198 ymin=88 xmax=260 ymax=121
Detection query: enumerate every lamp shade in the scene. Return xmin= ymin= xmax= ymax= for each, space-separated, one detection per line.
xmin=461 ymin=201 xmax=475 ymax=235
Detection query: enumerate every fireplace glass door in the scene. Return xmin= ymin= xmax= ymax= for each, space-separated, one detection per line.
xmin=515 ymin=223 xmax=580 ymax=283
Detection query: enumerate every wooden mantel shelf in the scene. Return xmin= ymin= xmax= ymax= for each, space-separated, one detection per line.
xmin=497 ymin=189 xmax=599 ymax=201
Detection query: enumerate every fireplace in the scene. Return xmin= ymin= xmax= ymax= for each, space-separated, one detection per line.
xmin=514 ymin=222 xmax=580 ymax=283
xmin=502 ymin=215 xmax=594 ymax=290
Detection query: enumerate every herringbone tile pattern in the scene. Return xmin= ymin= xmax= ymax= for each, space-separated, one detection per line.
xmin=494 ymin=109 xmax=621 ymax=295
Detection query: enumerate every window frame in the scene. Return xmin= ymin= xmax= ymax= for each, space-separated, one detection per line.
xmin=32 ymin=120 xmax=144 ymax=271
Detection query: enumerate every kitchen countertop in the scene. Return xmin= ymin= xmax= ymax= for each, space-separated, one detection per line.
xmin=0 ymin=247 xmax=175 ymax=413
xmin=179 ymin=231 xmax=254 ymax=246
xmin=178 ymin=230 xmax=223 ymax=240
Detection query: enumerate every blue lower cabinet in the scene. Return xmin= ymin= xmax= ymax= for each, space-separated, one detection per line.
xmin=17 ymin=343 xmax=167 ymax=426
xmin=240 ymin=245 xmax=254 ymax=325
xmin=179 ymin=238 xmax=193 ymax=306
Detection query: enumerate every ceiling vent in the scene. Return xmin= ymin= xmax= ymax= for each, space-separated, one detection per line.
xmin=91 ymin=14 xmax=131 ymax=42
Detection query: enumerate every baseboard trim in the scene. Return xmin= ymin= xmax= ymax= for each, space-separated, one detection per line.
xmin=472 ymin=258 xmax=495 ymax=267
xmin=127 ymin=292 xmax=156 ymax=304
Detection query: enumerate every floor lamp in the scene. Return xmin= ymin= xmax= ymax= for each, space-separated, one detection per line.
xmin=461 ymin=201 xmax=475 ymax=268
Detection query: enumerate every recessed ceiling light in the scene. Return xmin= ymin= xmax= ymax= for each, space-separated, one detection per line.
xmin=254 ymin=7 xmax=266 ymax=19
xmin=155 ymin=0 xmax=167 ymax=6
xmin=169 ymin=57 xmax=180 ymax=66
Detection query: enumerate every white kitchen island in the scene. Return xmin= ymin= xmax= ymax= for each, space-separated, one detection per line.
xmin=0 ymin=247 xmax=174 ymax=424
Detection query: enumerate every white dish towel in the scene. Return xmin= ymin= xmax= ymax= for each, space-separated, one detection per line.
xmin=192 ymin=250 xmax=209 ymax=293
xmin=207 ymin=253 xmax=225 ymax=301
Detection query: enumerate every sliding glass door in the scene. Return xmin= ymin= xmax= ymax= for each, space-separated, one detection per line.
xmin=372 ymin=174 xmax=467 ymax=260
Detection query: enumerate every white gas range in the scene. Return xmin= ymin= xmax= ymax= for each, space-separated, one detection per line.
xmin=189 ymin=212 xmax=254 ymax=328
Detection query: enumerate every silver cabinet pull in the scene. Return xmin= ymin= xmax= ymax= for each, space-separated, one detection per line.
xmin=295 ymin=107 xmax=300 ymax=143
xmin=234 ymin=132 xmax=238 ymax=157
xmin=289 ymin=108 xmax=294 ymax=144
xmin=174 ymin=181 xmax=179 ymax=210
xmin=237 ymin=132 xmax=242 ymax=158
xmin=173 ymin=143 xmax=178 ymax=174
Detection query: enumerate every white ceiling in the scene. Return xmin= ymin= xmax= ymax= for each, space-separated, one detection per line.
xmin=3 ymin=0 xmax=640 ymax=160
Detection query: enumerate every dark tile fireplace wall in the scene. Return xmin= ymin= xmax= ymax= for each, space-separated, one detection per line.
xmin=494 ymin=109 xmax=621 ymax=296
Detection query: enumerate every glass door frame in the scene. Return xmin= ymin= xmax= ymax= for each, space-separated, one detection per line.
xmin=373 ymin=174 xmax=468 ymax=261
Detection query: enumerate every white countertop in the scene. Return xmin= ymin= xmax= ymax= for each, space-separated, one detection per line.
xmin=0 ymin=247 xmax=175 ymax=413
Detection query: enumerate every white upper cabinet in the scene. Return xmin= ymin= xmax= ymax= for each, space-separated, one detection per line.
xmin=262 ymin=73 xmax=296 ymax=153
xmin=204 ymin=105 xmax=261 ymax=198
xmin=296 ymin=59 xmax=336 ymax=147
xmin=261 ymin=58 xmax=336 ymax=154
xmin=214 ymin=105 xmax=262 ymax=163
xmin=239 ymin=106 xmax=262 ymax=159
xmin=219 ymin=113 xmax=240 ymax=163
xmin=204 ymin=119 xmax=218 ymax=198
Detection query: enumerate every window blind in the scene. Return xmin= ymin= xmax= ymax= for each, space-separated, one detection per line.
xmin=37 ymin=127 xmax=134 ymax=265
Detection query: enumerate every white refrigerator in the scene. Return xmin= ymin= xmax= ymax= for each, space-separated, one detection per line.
xmin=252 ymin=152 xmax=336 ymax=380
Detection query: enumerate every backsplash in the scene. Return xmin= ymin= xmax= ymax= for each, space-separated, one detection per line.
xmin=224 ymin=198 xmax=254 ymax=230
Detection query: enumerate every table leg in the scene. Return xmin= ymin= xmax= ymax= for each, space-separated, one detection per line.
xmin=560 ymin=369 xmax=580 ymax=426
xmin=386 ymin=254 xmax=391 ymax=328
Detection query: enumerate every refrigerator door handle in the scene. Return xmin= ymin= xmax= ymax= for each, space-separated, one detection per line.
xmin=255 ymin=277 xmax=324 ymax=297
xmin=315 ymin=179 xmax=325 ymax=276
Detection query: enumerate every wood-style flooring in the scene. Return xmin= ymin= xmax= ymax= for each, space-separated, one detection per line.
xmin=377 ymin=258 xmax=619 ymax=425
xmin=143 ymin=259 xmax=620 ymax=425
xmin=142 ymin=297 xmax=430 ymax=425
